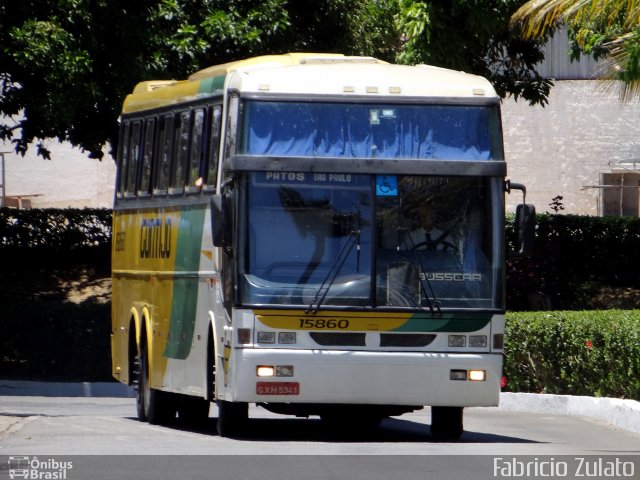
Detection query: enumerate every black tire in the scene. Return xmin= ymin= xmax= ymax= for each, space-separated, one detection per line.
xmin=138 ymin=339 xmax=176 ymax=425
xmin=133 ymin=348 xmax=147 ymax=422
xmin=430 ymin=406 xmax=464 ymax=440
xmin=217 ymin=401 xmax=248 ymax=437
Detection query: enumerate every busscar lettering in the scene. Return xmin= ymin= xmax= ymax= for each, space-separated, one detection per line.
xmin=140 ymin=218 xmax=172 ymax=259
xmin=420 ymin=272 xmax=482 ymax=282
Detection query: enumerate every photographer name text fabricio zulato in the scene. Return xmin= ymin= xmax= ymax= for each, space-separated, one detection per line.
xmin=493 ymin=457 xmax=636 ymax=478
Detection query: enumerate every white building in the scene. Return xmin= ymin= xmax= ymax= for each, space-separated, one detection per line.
xmin=502 ymin=30 xmax=640 ymax=216
xmin=0 ymin=141 xmax=116 ymax=209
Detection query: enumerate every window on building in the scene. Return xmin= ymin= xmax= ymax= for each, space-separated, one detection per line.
xmin=600 ymin=172 xmax=640 ymax=217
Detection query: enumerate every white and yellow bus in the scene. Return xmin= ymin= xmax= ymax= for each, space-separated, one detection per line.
xmin=111 ymin=53 xmax=530 ymax=439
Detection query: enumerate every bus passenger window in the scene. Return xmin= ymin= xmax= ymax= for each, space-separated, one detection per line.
xmin=140 ymin=118 xmax=156 ymax=196
xmin=171 ymin=111 xmax=191 ymax=193
xmin=155 ymin=114 xmax=174 ymax=193
xmin=206 ymin=106 xmax=222 ymax=189
xmin=126 ymin=121 xmax=142 ymax=195
xmin=188 ymin=109 xmax=205 ymax=190
xmin=117 ymin=121 xmax=130 ymax=197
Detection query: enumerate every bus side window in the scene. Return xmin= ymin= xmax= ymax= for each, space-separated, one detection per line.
xmin=171 ymin=110 xmax=191 ymax=193
xmin=117 ymin=121 xmax=130 ymax=197
xmin=187 ymin=108 xmax=205 ymax=191
xmin=139 ymin=117 xmax=156 ymax=196
xmin=126 ymin=121 xmax=142 ymax=195
xmin=155 ymin=114 xmax=174 ymax=193
xmin=206 ymin=106 xmax=222 ymax=190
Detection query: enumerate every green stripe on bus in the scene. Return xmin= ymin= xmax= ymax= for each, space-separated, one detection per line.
xmin=164 ymin=206 xmax=206 ymax=360
xmin=392 ymin=313 xmax=492 ymax=333
xmin=199 ymin=75 xmax=225 ymax=95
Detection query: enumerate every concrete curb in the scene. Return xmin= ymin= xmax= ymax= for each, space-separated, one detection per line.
xmin=499 ymin=392 xmax=640 ymax=433
xmin=1 ymin=382 xmax=638 ymax=434
xmin=0 ymin=380 xmax=135 ymax=398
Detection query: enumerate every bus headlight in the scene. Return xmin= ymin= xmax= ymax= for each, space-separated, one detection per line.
xmin=450 ymin=370 xmax=467 ymax=381
xmin=257 ymin=365 xmax=275 ymax=377
xmin=256 ymin=365 xmax=294 ymax=377
xmin=448 ymin=335 xmax=466 ymax=347
xmin=257 ymin=331 xmax=276 ymax=343
xmin=469 ymin=335 xmax=487 ymax=348
xmin=278 ymin=332 xmax=296 ymax=344
xmin=469 ymin=370 xmax=486 ymax=381
xmin=275 ymin=365 xmax=294 ymax=377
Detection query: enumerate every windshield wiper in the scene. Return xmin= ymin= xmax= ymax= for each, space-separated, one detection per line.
xmin=306 ymin=229 xmax=361 ymax=314
xmin=398 ymin=227 xmax=442 ymax=315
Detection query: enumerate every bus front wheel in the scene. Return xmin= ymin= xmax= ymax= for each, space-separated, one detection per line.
xmin=217 ymin=401 xmax=248 ymax=437
xmin=430 ymin=406 xmax=463 ymax=440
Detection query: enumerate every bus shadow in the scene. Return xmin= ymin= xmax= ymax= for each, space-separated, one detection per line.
xmin=153 ymin=415 xmax=541 ymax=444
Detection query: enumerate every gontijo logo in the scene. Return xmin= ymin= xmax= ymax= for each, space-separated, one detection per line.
xmin=8 ymin=456 xmax=73 ymax=479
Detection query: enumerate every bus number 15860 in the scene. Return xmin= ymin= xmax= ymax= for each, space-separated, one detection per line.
xmin=298 ymin=319 xmax=350 ymax=329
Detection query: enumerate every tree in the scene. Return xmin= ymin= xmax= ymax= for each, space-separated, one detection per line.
xmin=1 ymin=0 xmax=559 ymax=160
xmin=510 ymin=0 xmax=640 ymax=100
xmin=0 ymin=0 xmax=392 ymax=160
xmin=393 ymin=0 xmax=554 ymax=106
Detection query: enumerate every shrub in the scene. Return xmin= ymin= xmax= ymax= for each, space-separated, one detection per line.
xmin=0 ymin=207 xmax=111 ymax=267
xmin=506 ymin=214 xmax=640 ymax=310
xmin=504 ymin=310 xmax=640 ymax=400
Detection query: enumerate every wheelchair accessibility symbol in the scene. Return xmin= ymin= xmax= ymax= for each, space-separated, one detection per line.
xmin=376 ymin=175 xmax=398 ymax=196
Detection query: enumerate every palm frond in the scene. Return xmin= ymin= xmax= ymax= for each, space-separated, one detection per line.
xmin=596 ymin=28 xmax=640 ymax=101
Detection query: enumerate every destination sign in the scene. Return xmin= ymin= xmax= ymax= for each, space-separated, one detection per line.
xmin=253 ymin=171 xmax=360 ymax=187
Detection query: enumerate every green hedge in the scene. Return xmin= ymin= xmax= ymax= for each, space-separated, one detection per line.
xmin=504 ymin=310 xmax=640 ymax=400
xmin=0 ymin=208 xmax=111 ymax=249
xmin=0 ymin=208 xmax=111 ymax=267
xmin=506 ymin=214 xmax=640 ymax=310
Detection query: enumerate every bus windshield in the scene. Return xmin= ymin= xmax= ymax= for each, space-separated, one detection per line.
xmin=239 ymin=173 xmax=500 ymax=310
xmin=240 ymin=101 xmax=503 ymax=160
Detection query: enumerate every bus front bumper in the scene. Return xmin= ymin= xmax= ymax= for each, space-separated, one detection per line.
xmin=229 ymin=348 xmax=502 ymax=407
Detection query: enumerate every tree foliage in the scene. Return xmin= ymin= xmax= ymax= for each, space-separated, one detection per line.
xmin=0 ymin=0 xmax=387 ymax=159
xmin=511 ymin=0 xmax=640 ymax=100
xmin=0 ymin=0 xmax=554 ymax=160
xmin=394 ymin=0 xmax=554 ymax=106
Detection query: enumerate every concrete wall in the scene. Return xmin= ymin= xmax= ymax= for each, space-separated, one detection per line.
xmin=1 ymin=141 xmax=116 ymax=209
xmin=502 ymin=80 xmax=640 ymax=216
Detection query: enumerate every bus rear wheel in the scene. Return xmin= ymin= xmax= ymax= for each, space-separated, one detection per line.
xmin=430 ymin=406 xmax=463 ymax=440
xmin=216 ymin=401 xmax=248 ymax=437
xmin=136 ymin=339 xmax=176 ymax=425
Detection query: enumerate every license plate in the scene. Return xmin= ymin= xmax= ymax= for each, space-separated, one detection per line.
xmin=256 ymin=382 xmax=300 ymax=395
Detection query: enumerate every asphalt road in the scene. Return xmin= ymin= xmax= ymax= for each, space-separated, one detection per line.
xmin=1 ymin=396 xmax=639 ymax=480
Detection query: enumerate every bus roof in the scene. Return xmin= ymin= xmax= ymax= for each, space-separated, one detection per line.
xmin=121 ymin=53 xmax=498 ymax=114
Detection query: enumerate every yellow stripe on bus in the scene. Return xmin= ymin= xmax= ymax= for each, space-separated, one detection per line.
xmin=255 ymin=310 xmax=411 ymax=332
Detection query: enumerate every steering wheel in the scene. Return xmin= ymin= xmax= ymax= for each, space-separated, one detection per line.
xmin=411 ymin=238 xmax=458 ymax=253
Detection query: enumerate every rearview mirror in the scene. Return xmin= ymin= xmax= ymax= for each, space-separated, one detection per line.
xmin=211 ymin=194 xmax=231 ymax=248
xmin=515 ymin=203 xmax=536 ymax=256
